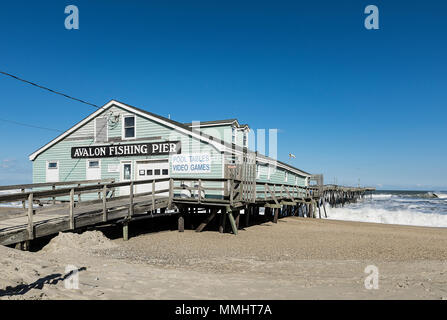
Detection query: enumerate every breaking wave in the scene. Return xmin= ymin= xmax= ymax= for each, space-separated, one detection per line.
xmin=324 ymin=190 xmax=447 ymax=228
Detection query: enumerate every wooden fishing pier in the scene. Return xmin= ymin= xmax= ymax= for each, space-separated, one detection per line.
xmin=0 ymin=178 xmax=374 ymax=248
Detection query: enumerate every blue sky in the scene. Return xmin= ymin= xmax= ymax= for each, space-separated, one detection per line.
xmin=0 ymin=0 xmax=446 ymax=189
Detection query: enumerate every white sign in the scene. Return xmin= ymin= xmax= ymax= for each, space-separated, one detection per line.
xmin=108 ymin=164 xmax=120 ymax=173
xmin=171 ymin=153 xmax=211 ymax=174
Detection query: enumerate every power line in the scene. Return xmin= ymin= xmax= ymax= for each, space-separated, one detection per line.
xmin=0 ymin=70 xmax=101 ymax=109
xmin=0 ymin=118 xmax=63 ymax=133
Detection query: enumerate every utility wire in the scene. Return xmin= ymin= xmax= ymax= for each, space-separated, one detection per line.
xmin=0 ymin=70 xmax=101 ymax=109
xmin=0 ymin=118 xmax=63 ymax=132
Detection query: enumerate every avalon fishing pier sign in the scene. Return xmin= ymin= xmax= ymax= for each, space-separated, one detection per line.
xmin=71 ymin=141 xmax=181 ymax=158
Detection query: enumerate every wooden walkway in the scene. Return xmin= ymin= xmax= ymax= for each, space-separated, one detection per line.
xmin=0 ymin=178 xmax=374 ymax=247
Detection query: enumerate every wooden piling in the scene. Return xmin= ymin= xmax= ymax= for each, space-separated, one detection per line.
xmin=178 ymin=209 xmax=185 ymax=232
xmin=123 ymin=222 xmax=129 ymax=241
xmin=273 ymin=207 xmax=279 ymax=223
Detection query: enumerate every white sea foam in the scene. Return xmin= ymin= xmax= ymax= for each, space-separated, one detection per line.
xmin=324 ymin=205 xmax=447 ymax=228
xmin=370 ymin=194 xmax=393 ymax=199
xmin=434 ymin=193 xmax=447 ymax=199
xmin=0 ymin=189 xmax=23 ymax=208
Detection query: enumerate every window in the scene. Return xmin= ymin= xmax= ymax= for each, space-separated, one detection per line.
xmin=267 ymin=166 xmax=271 ymax=180
xmin=243 ymin=131 xmax=247 ymax=147
xmin=146 ymin=169 xmax=153 ymax=175
xmin=162 ymin=169 xmax=169 ymax=175
xmin=154 ymin=169 xmax=161 ymax=175
xmin=123 ymin=115 xmax=136 ymax=139
xmin=95 ymin=117 xmax=108 ymax=142
xmin=231 ymin=126 xmax=236 ymax=144
xmin=295 ymin=176 xmax=298 ymax=185
xmin=123 ymin=164 xmax=131 ymax=180
xmin=256 ymin=165 xmax=261 ymax=179
xmin=139 ymin=170 xmax=145 ymax=176
xmin=285 ymin=171 xmax=288 ymax=182
xmin=48 ymin=162 xmax=58 ymax=169
xmin=88 ymin=160 xmax=100 ymax=169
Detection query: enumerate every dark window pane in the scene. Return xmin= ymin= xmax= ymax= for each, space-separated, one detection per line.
xmin=89 ymin=161 xmax=99 ymax=168
xmin=124 ymin=116 xmax=135 ymax=127
xmin=162 ymin=169 xmax=168 ymax=175
xmin=154 ymin=169 xmax=160 ymax=175
xmin=125 ymin=127 xmax=135 ymax=138
xmin=48 ymin=162 xmax=58 ymax=169
xmin=147 ymin=170 xmax=153 ymax=175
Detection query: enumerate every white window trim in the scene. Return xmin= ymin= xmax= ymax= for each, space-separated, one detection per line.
xmin=122 ymin=114 xmax=137 ymax=140
xmin=94 ymin=117 xmax=108 ymax=143
xmin=86 ymin=159 xmax=101 ymax=169
xmin=267 ymin=165 xmax=271 ymax=180
xmin=120 ymin=160 xmax=134 ymax=181
xmin=256 ymin=164 xmax=261 ymax=179
xmin=285 ymin=171 xmax=288 ymax=183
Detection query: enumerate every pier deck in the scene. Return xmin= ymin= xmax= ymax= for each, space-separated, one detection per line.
xmin=0 ymin=178 xmax=374 ymax=247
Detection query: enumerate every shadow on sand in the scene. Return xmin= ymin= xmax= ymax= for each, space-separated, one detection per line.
xmin=0 ymin=267 xmax=86 ymax=297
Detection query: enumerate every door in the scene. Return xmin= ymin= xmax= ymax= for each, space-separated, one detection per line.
xmin=46 ymin=161 xmax=59 ymax=183
xmin=136 ymin=160 xmax=170 ymax=196
xmin=120 ymin=161 xmax=133 ymax=196
xmin=86 ymin=160 xmax=101 ymax=180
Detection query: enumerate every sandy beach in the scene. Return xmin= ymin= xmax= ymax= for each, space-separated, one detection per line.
xmin=1 ymin=216 xmax=446 ymax=300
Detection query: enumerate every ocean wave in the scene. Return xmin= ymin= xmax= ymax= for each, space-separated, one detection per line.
xmin=434 ymin=193 xmax=447 ymax=199
xmin=371 ymin=194 xmax=393 ymax=199
xmin=324 ymin=205 xmax=447 ymax=228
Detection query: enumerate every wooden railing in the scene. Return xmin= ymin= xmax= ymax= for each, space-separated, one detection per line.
xmin=0 ymin=177 xmax=345 ymax=241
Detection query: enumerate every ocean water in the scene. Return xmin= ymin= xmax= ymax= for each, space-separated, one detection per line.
xmin=324 ymin=190 xmax=447 ymax=228
xmin=0 ymin=189 xmax=22 ymax=208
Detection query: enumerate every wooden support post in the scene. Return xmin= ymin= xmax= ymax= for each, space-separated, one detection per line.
xmin=21 ymin=188 xmax=26 ymax=210
xmin=178 ymin=209 xmax=185 ymax=232
xmin=77 ymin=183 xmax=81 ymax=202
xmin=219 ymin=210 xmax=226 ymax=233
xmin=123 ymin=222 xmax=129 ymax=241
xmin=273 ymin=207 xmax=279 ymax=223
xmin=52 ymin=185 xmax=56 ymax=205
xmin=102 ymin=185 xmax=107 ymax=222
xmin=129 ymin=181 xmax=134 ymax=218
xmin=195 ymin=209 xmax=217 ymax=232
xmin=227 ymin=207 xmax=238 ymax=235
xmin=69 ymin=188 xmax=75 ymax=229
xmin=317 ymin=200 xmax=322 ymax=219
xmin=245 ymin=206 xmax=250 ymax=227
xmin=230 ymin=180 xmax=234 ymax=206
xmin=168 ymin=178 xmax=173 ymax=209
xmin=309 ymin=201 xmax=314 ymax=218
xmin=323 ymin=199 xmax=328 ymax=218
xmin=198 ymin=179 xmax=202 ymax=202
xmin=27 ymin=193 xmax=34 ymax=239
xmin=152 ymin=179 xmax=156 ymax=210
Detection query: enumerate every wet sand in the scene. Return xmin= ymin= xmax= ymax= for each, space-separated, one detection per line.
xmin=1 ymin=217 xmax=446 ymax=300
